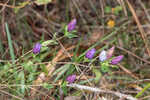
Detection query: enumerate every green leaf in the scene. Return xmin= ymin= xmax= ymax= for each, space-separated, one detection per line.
xmin=64 ymin=25 xmax=68 ymax=35
xmin=42 ymin=40 xmax=58 ymax=46
xmin=43 ymin=83 xmax=54 ymax=91
xmin=104 ymin=6 xmax=111 ymax=13
xmin=35 ymin=0 xmax=52 ymax=5
xmin=66 ymin=33 xmax=78 ymax=38
xmin=114 ymin=6 xmax=122 ymax=15
xmin=18 ymin=71 xmax=25 ymax=94
xmin=5 ymin=23 xmax=15 ymax=63
xmin=92 ymin=68 xmax=102 ymax=84
xmin=64 ymin=25 xmax=78 ymax=38
xmin=4 ymin=64 xmax=10 ymax=70
xmin=54 ymin=64 xmax=70 ymax=82
xmin=136 ymin=83 xmax=150 ymax=98
xmin=18 ymin=1 xmax=29 ymax=7
xmin=28 ymin=73 xmax=35 ymax=82
xmin=100 ymin=62 xmax=110 ymax=73
xmin=111 ymin=65 xmax=118 ymax=68
xmin=61 ymin=81 xmax=67 ymax=95
xmin=23 ymin=61 xmax=33 ymax=72
xmin=40 ymin=46 xmax=49 ymax=52
xmin=53 ymin=64 xmax=69 ymax=76
xmin=13 ymin=1 xmax=29 ymax=13
xmin=0 ymin=37 xmax=4 ymax=55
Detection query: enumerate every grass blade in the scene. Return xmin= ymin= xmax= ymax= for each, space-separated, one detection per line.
xmin=5 ymin=23 xmax=15 ymax=63
xmin=0 ymin=38 xmax=4 ymax=57
xmin=135 ymin=83 xmax=150 ymax=98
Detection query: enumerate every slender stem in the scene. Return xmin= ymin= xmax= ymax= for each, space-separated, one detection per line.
xmin=135 ymin=83 xmax=150 ymax=98
xmin=67 ymin=83 xmax=137 ymax=100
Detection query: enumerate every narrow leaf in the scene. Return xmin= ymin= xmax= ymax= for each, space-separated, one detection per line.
xmin=5 ymin=23 xmax=15 ymax=63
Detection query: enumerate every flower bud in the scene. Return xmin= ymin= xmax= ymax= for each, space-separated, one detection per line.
xmin=99 ymin=50 xmax=107 ymax=62
xmin=107 ymin=46 xmax=115 ymax=59
xmin=85 ymin=48 xmax=96 ymax=59
xmin=66 ymin=75 xmax=76 ymax=83
xmin=33 ymin=43 xmax=41 ymax=54
xmin=111 ymin=55 xmax=124 ymax=65
xmin=67 ymin=18 xmax=77 ymax=32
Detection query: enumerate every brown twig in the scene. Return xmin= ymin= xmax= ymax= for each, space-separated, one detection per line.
xmin=118 ymin=64 xmax=139 ymax=80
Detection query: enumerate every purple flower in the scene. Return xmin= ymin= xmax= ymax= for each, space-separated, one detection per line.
xmin=66 ymin=75 xmax=76 ymax=83
xmin=107 ymin=46 xmax=115 ymax=59
xmin=33 ymin=43 xmax=41 ymax=54
xmin=67 ymin=18 xmax=77 ymax=32
xmin=99 ymin=50 xmax=107 ymax=62
xmin=85 ymin=48 xmax=96 ymax=59
xmin=111 ymin=55 xmax=124 ymax=65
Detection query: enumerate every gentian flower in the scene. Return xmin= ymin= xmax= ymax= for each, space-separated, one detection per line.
xmin=85 ymin=48 xmax=96 ymax=59
xmin=67 ymin=18 xmax=77 ymax=32
xmin=99 ymin=50 xmax=107 ymax=62
xmin=33 ymin=43 xmax=41 ymax=54
xmin=107 ymin=46 xmax=115 ymax=59
xmin=66 ymin=74 xmax=76 ymax=83
xmin=111 ymin=55 xmax=124 ymax=65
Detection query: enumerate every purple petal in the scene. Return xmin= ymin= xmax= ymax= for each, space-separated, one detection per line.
xmin=111 ymin=55 xmax=124 ymax=65
xmin=66 ymin=75 xmax=76 ymax=83
xmin=33 ymin=43 xmax=41 ymax=54
xmin=85 ymin=48 xmax=96 ymax=59
xmin=107 ymin=46 xmax=115 ymax=59
xmin=67 ymin=19 xmax=77 ymax=32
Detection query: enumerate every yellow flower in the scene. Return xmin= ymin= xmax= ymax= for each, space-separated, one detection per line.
xmin=107 ymin=20 xmax=115 ymax=28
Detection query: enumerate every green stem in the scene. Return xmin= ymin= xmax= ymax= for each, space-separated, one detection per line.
xmin=5 ymin=23 xmax=15 ymax=63
xmin=135 ymin=83 xmax=150 ymax=98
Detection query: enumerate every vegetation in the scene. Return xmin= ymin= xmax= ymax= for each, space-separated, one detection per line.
xmin=0 ymin=0 xmax=150 ymax=100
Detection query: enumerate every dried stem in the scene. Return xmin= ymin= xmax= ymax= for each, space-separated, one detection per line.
xmin=67 ymin=83 xmax=137 ymax=100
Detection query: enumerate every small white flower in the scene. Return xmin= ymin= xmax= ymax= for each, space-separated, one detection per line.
xmin=99 ymin=50 xmax=107 ymax=62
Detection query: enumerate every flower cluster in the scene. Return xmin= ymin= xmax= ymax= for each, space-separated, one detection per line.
xmin=99 ymin=50 xmax=107 ymax=62
xmin=66 ymin=74 xmax=76 ymax=83
xmin=33 ymin=43 xmax=41 ymax=54
xmin=107 ymin=19 xmax=115 ymax=28
xmin=85 ymin=48 xmax=96 ymax=59
xmin=32 ymin=19 xmax=78 ymax=84
xmin=32 ymin=19 xmax=124 ymax=84
xmin=110 ymin=55 xmax=124 ymax=65
xmin=67 ymin=18 xmax=77 ymax=32
xmin=85 ymin=46 xmax=124 ymax=65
